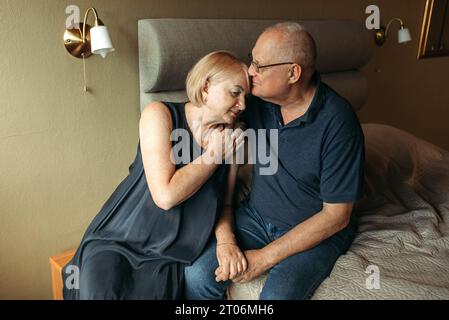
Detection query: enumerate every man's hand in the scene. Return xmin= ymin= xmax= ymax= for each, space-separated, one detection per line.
xmin=215 ymin=244 xmax=247 ymax=282
xmin=232 ymin=249 xmax=272 ymax=284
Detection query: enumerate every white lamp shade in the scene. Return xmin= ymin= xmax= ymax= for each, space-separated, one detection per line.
xmin=398 ymin=27 xmax=412 ymax=44
xmin=90 ymin=25 xmax=115 ymax=58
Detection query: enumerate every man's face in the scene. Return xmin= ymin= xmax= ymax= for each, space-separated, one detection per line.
xmin=248 ymin=31 xmax=291 ymax=102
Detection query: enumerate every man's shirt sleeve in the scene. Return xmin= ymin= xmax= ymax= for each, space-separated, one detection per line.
xmin=320 ymin=117 xmax=365 ymax=203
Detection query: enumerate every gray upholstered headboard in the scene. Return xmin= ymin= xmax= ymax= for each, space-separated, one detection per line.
xmin=138 ymin=19 xmax=374 ymax=112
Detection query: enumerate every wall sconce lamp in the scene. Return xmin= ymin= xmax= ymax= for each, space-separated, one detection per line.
xmin=375 ymin=18 xmax=412 ymax=46
xmin=63 ymin=7 xmax=115 ymax=91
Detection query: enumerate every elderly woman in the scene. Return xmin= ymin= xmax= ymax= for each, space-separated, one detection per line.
xmin=62 ymin=51 xmax=250 ymax=299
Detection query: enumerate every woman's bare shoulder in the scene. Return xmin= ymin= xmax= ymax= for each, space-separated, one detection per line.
xmin=140 ymin=101 xmax=172 ymax=127
xmin=141 ymin=101 xmax=171 ymax=117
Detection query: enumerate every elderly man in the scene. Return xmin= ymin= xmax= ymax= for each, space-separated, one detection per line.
xmin=184 ymin=22 xmax=365 ymax=300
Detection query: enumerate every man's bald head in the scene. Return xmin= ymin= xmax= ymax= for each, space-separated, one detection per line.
xmin=261 ymin=22 xmax=317 ymax=83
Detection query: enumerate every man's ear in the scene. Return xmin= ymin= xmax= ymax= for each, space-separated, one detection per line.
xmin=288 ymin=64 xmax=302 ymax=84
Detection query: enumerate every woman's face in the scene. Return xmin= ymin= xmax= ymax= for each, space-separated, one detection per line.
xmin=203 ymin=69 xmax=250 ymax=125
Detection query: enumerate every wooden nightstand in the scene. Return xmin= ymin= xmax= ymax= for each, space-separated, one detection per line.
xmin=49 ymin=248 xmax=76 ymax=300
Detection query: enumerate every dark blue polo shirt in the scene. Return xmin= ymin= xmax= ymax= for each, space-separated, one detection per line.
xmin=243 ymin=73 xmax=365 ymax=230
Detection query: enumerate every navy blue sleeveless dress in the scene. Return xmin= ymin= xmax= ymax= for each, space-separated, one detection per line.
xmin=62 ymin=102 xmax=228 ymax=299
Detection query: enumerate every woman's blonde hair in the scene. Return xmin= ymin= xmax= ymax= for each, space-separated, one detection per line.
xmin=186 ymin=51 xmax=248 ymax=106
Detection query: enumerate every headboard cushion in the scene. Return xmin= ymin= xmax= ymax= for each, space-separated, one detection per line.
xmin=138 ymin=19 xmax=374 ymax=111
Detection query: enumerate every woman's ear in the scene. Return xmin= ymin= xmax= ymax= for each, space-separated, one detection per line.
xmin=202 ymin=81 xmax=209 ymax=102
xmin=202 ymin=80 xmax=210 ymax=94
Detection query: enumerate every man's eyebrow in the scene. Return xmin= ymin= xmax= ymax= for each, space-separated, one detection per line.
xmin=250 ymin=52 xmax=260 ymax=63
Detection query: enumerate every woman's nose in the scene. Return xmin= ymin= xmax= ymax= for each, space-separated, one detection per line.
xmin=237 ymin=96 xmax=246 ymax=111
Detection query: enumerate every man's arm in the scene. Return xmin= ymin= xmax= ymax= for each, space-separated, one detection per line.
xmin=233 ymin=202 xmax=353 ymax=283
xmin=264 ymin=202 xmax=352 ymax=264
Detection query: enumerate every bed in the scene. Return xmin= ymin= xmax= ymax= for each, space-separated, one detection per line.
xmin=138 ymin=18 xmax=449 ymax=299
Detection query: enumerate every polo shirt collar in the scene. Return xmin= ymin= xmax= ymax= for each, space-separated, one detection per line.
xmin=271 ymin=72 xmax=324 ymax=128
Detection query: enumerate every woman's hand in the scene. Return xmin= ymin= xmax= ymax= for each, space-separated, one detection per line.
xmin=215 ymin=242 xmax=248 ymax=282
xmin=203 ymin=125 xmax=245 ymax=164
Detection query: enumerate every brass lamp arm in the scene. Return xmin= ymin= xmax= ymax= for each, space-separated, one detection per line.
xmin=385 ymin=18 xmax=405 ymax=37
xmin=82 ymin=7 xmax=100 ymax=44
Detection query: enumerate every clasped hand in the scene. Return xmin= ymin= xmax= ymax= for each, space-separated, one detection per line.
xmin=194 ymin=122 xmax=245 ymax=164
xmin=215 ymin=246 xmax=272 ymax=284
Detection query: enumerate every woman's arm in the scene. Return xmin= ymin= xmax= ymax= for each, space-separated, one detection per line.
xmin=214 ymin=163 xmax=248 ymax=282
xmin=215 ymin=123 xmax=246 ymax=243
xmin=139 ymin=102 xmax=220 ymax=211
xmin=215 ymin=163 xmax=239 ymax=243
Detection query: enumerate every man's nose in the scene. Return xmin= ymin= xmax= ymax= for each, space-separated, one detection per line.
xmin=248 ymin=63 xmax=256 ymax=77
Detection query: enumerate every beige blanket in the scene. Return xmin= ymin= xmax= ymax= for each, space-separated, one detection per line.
xmin=229 ymin=124 xmax=449 ymax=300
